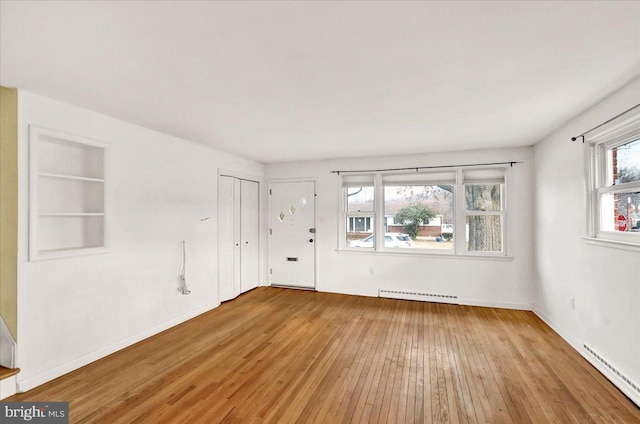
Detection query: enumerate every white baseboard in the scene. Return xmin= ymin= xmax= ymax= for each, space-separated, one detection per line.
xmin=318 ymin=287 xmax=533 ymax=310
xmin=17 ymin=302 xmax=219 ymax=393
xmin=460 ymin=298 xmax=533 ymax=311
xmin=581 ymin=348 xmax=640 ymax=407
xmin=0 ymin=375 xmax=17 ymax=400
xmin=532 ymin=307 xmax=582 ymax=354
xmin=317 ymin=287 xmax=378 ymax=298
xmin=533 ymin=307 xmax=639 ymax=408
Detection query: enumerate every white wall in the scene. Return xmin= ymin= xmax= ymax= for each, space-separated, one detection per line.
xmin=534 ymin=76 xmax=640 ymax=405
xmin=265 ymin=147 xmax=535 ymax=310
xmin=16 ymin=90 xmax=263 ymax=391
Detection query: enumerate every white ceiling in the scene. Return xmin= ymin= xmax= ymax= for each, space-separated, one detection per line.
xmin=1 ymin=1 xmax=639 ymax=163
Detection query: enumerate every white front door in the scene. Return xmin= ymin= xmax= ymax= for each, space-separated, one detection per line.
xmin=269 ymin=181 xmax=315 ymax=289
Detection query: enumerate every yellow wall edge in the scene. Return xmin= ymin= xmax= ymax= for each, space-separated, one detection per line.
xmin=0 ymin=86 xmax=18 ymax=340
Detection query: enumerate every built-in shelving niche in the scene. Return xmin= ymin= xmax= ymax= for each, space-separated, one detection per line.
xmin=29 ymin=125 xmax=109 ymax=261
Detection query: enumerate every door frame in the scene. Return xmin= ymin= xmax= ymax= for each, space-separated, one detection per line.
xmin=267 ymin=178 xmax=317 ymax=290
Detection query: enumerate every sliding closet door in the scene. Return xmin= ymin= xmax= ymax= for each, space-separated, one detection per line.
xmin=218 ymin=176 xmax=241 ymax=302
xmin=240 ymin=180 xmax=259 ymax=293
xmin=219 ymin=175 xmax=260 ymax=302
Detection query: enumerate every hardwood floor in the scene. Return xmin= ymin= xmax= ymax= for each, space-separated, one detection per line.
xmin=9 ymin=287 xmax=640 ymax=423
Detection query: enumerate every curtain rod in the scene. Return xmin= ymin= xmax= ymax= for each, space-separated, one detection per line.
xmin=571 ymin=103 xmax=640 ymax=143
xmin=330 ymin=161 xmax=522 ymax=175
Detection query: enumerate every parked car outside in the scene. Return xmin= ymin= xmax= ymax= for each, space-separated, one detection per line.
xmin=350 ymin=233 xmax=412 ymax=248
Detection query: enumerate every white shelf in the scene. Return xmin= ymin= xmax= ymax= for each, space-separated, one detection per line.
xmin=39 ymin=213 xmax=105 ymax=217
xmin=29 ymin=125 xmax=109 ymax=261
xmin=39 ymin=173 xmax=104 ymax=183
xmin=36 ymin=246 xmax=109 ymax=261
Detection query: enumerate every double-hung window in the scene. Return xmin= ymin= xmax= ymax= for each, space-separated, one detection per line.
xmin=343 ymin=175 xmax=375 ymax=249
xmin=588 ymin=111 xmax=640 ymax=245
xmin=463 ymin=168 xmax=505 ymax=253
xmin=339 ymin=166 xmax=508 ymax=256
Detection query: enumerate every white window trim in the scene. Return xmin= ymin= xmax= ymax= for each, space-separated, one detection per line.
xmin=585 ymin=109 xmax=640 ymax=247
xmin=338 ymin=166 xmax=510 ymax=258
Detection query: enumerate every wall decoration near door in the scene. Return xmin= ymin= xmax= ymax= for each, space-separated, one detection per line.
xmin=269 ymin=180 xmax=315 ymax=289
xmin=218 ymin=175 xmax=259 ymax=302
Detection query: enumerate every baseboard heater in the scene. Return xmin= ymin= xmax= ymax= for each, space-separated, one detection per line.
xmin=583 ymin=344 xmax=640 ymax=403
xmin=378 ymin=289 xmax=458 ymax=304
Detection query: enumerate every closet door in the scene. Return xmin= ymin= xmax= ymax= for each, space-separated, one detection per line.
xmin=240 ymin=180 xmax=260 ymax=293
xmin=219 ymin=176 xmax=241 ymax=302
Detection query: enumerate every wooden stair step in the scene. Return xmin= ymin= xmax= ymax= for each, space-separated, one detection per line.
xmin=0 ymin=366 xmax=19 ymax=381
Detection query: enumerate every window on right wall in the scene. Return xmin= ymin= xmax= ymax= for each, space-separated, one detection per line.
xmin=587 ymin=110 xmax=640 ymax=245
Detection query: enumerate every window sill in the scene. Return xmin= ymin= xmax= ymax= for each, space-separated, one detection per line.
xmin=583 ymin=237 xmax=640 ymax=252
xmin=336 ymin=248 xmax=513 ymax=261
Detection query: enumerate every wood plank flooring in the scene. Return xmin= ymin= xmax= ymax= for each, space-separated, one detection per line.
xmin=8 ymin=287 xmax=640 ymax=423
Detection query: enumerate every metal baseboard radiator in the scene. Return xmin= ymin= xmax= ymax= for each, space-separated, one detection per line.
xmin=584 ymin=344 xmax=640 ymax=398
xmin=378 ymin=289 xmax=458 ymax=304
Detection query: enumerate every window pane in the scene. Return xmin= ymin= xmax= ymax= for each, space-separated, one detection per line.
xmin=611 ymin=138 xmax=640 ymax=185
xmin=600 ymin=192 xmax=640 ymax=232
xmin=466 ymin=215 xmax=502 ymax=252
xmin=384 ymin=185 xmax=454 ymax=250
xmin=346 ymin=217 xmax=375 ymax=247
xmin=465 ymin=184 xmax=502 ymax=211
xmin=347 ymin=187 xmax=374 ymax=212
xmin=346 ymin=216 xmax=372 ymax=232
